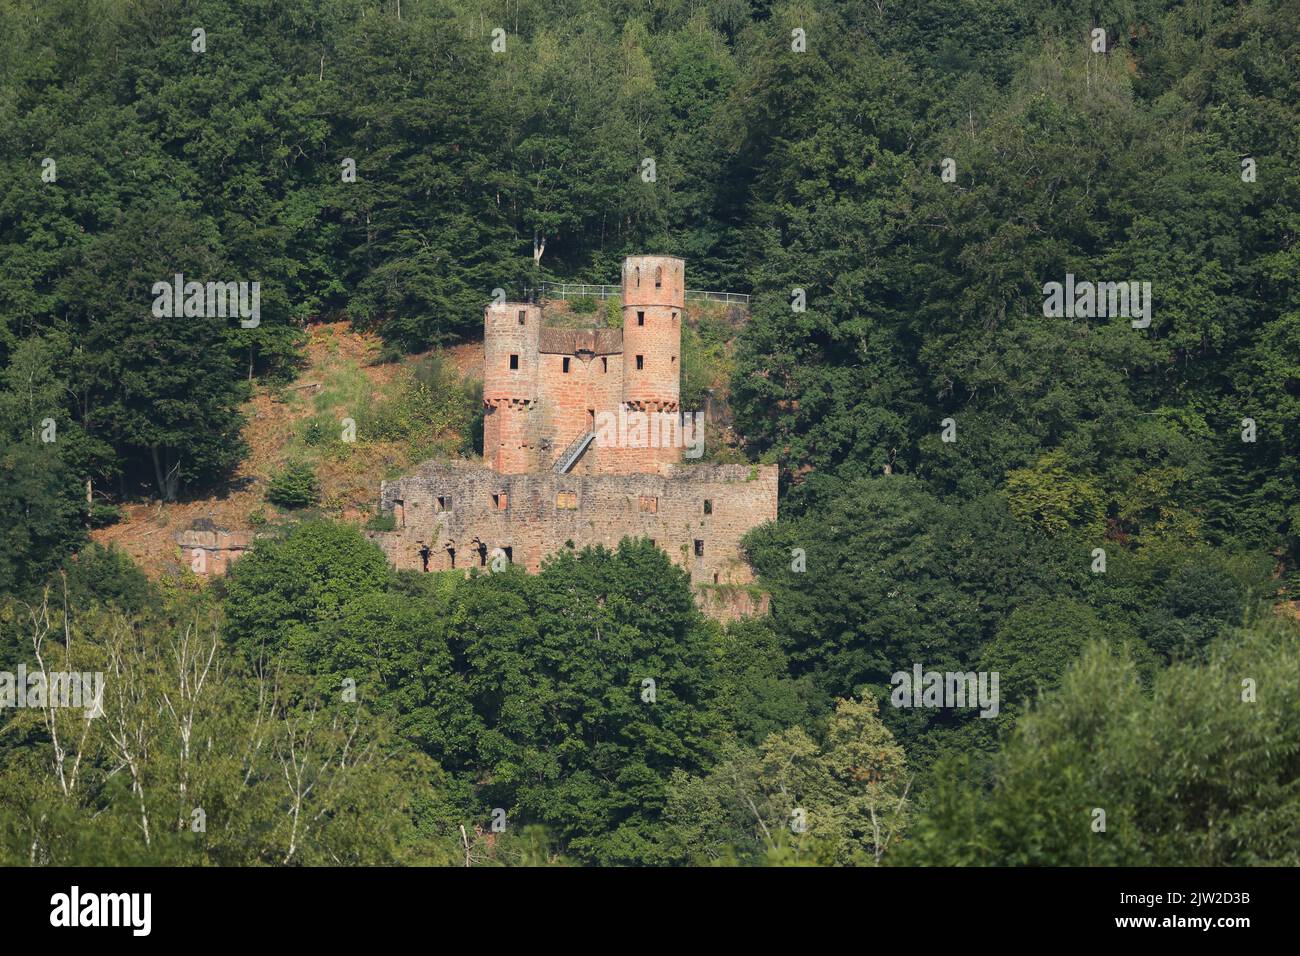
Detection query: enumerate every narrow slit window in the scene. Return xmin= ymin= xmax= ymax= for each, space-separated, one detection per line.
xmin=694 ymin=539 xmax=704 ymax=557
xmin=562 ymin=357 xmax=571 ymax=373
xmin=703 ymin=500 xmax=712 ymax=515
xmin=518 ymin=310 xmax=526 ymax=325
xmin=601 ymin=356 xmax=608 ymax=372
xmin=509 ymin=354 xmax=519 ymax=370
xmin=637 ymin=311 xmax=645 ymax=326
xmin=636 ymin=355 xmax=644 ymax=370
xmin=654 ymin=266 xmax=662 ymax=288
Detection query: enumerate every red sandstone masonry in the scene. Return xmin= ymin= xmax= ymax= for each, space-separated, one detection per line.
xmin=367 ymin=461 xmax=777 ymax=619
xmin=175 ymin=528 xmax=256 ymax=576
xmin=621 ymin=255 xmax=683 ymax=414
xmin=371 ymin=255 xmax=776 ymax=620
xmin=489 ymin=255 xmax=686 ymax=476
xmin=482 ymin=302 xmax=541 ymax=473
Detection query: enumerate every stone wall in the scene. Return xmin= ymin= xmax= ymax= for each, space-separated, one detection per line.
xmin=175 ymin=528 xmax=256 ymax=576
xmin=367 ymin=460 xmax=778 ymax=617
xmin=535 ymin=329 xmax=625 ymax=474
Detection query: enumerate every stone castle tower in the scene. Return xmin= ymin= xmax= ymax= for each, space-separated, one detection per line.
xmin=368 ymin=255 xmax=778 ymax=620
xmin=483 ymin=255 xmax=685 ymax=476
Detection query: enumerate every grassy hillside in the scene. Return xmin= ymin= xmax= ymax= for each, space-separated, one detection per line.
xmin=91 ymin=322 xmax=483 ymax=575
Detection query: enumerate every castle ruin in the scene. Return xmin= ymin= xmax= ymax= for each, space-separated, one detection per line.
xmin=367 ymin=255 xmax=778 ymax=618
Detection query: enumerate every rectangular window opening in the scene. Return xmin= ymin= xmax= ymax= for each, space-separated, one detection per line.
xmin=694 ymin=539 xmax=704 ymax=558
xmin=703 ymin=500 xmax=712 ymax=515
xmin=509 ymin=354 xmax=519 ymax=370
xmin=636 ymin=355 xmax=644 ymax=370
xmin=562 ymin=357 xmax=571 ymax=373
xmin=639 ymin=496 xmax=658 ymax=514
xmin=637 ymin=311 xmax=645 ymax=326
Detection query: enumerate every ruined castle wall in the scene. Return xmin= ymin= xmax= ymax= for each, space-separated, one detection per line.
xmin=175 ymin=529 xmax=256 ymax=576
xmin=370 ymin=462 xmax=778 ymax=599
xmin=390 ymin=256 xmax=772 ymax=619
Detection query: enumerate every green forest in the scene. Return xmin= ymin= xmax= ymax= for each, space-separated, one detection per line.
xmin=1 ymin=0 xmax=1298 ymax=866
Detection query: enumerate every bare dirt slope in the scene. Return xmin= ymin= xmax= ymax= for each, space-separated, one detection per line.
xmin=90 ymin=322 xmax=482 ymax=577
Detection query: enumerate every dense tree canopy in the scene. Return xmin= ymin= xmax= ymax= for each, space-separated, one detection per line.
xmin=897 ymin=619 xmax=1300 ymax=866
xmin=1 ymin=0 xmax=1298 ymax=865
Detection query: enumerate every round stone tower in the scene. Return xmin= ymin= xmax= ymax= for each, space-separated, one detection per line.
xmin=482 ymin=302 xmax=541 ymax=473
xmin=620 ymin=255 xmax=683 ymax=413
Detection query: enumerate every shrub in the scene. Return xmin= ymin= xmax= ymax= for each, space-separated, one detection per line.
xmin=88 ymin=503 xmax=122 ymax=528
xmin=604 ymin=297 xmax=622 ymax=328
xmin=266 ymin=460 xmax=321 ymax=508
xmin=302 ymin=419 xmax=327 ymax=447
xmin=365 ymin=511 xmax=396 ymax=532
xmin=360 ymin=354 xmax=477 ymax=453
xmin=61 ymin=543 xmax=153 ymax=615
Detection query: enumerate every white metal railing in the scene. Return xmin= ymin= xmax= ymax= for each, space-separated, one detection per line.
xmin=555 ymin=430 xmax=596 ymax=473
xmin=686 ymin=289 xmax=751 ymax=304
xmin=530 ymin=282 xmax=750 ymax=306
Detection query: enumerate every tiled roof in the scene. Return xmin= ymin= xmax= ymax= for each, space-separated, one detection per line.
xmin=538 ymin=328 xmax=623 ymax=355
